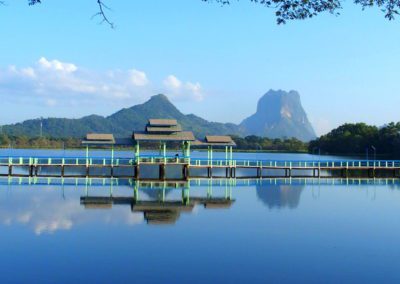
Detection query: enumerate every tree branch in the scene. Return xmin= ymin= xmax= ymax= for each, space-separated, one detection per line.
xmin=92 ymin=0 xmax=115 ymax=29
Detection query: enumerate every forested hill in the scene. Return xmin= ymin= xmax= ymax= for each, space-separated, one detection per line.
xmin=2 ymin=94 xmax=240 ymax=139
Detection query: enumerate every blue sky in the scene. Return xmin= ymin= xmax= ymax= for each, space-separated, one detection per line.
xmin=0 ymin=0 xmax=400 ymax=135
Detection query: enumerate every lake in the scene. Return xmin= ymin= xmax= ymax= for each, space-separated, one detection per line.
xmin=0 ymin=150 xmax=399 ymax=283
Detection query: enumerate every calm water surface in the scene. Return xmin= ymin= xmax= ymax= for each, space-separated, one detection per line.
xmin=0 ymin=151 xmax=399 ymax=283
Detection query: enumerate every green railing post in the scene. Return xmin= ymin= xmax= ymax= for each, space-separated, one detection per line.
xmin=86 ymin=146 xmax=89 ymax=167
xmin=111 ymin=145 xmax=114 ymax=167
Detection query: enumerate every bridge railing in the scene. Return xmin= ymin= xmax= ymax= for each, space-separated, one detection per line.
xmin=0 ymin=156 xmax=135 ymax=166
xmin=189 ymin=158 xmax=400 ymax=168
xmin=0 ymin=155 xmax=190 ymax=166
xmin=1 ymin=155 xmax=400 ymax=168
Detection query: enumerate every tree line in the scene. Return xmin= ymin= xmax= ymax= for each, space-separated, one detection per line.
xmin=0 ymin=133 xmax=308 ymax=152
xmin=0 ymin=134 xmax=81 ymax=149
xmin=2 ymin=122 xmax=400 ymax=157
xmin=308 ymin=122 xmax=400 ymax=158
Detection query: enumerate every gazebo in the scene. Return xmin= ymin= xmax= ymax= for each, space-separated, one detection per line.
xmin=81 ymin=133 xmax=134 ymax=163
xmin=81 ymin=133 xmax=116 ymax=160
xmin=192 ymin=135 xmax=236 ymax=164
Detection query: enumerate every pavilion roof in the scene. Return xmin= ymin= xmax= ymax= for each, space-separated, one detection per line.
xmin=86 ymin=133 xmax=115 ymax=142
xmin=205 ymin=135 xmax=234 ymax=143
xmin=192 ymin=135 xmax=236 ymax=147
xmin=133 ymin=131 xmax=195 ymax=142
xmin=146 ymin=125 xmax=182 ymax=133
xmin=148 ymin=119 xmax=178 ymax=127
xmin=82 ymin=133 xmax=115 ymax=146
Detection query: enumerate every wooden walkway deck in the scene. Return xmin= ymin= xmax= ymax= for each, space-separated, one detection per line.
xmin=1 ymin=155 xmax=400 ymax=179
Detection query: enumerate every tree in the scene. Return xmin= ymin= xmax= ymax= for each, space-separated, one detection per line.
xmin=0 ymin=134 xmax=10 ymax=147
xmin=18 ymin=0 xmax=400 ymax=27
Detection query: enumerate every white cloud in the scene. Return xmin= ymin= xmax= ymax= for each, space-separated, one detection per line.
xmin=129 ymin=69 xmax=149 ymax=86
xmin=0 ymin=193 xmax=145 ymax=235
xmin=0 ymin=58 xmax=205 ymax=108
xmin=163 ymin=74 xmax=204 ymax=102
xmin=21 ymin=67 xmax=36 ymax=78
xmin=35 ymin=219 xmax=73 ymax=235
xmin=38 ymin=57 xmax=77 ymax=73
xmin=45 ymin=98 xmax=57 ymax=107
xmin=164 ymin=75 xmax=182 ymax=89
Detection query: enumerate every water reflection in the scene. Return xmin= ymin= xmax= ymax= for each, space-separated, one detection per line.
xmin=256 ymin=184 xmax=304 ymax=209
xmin=1 ymin=177 xmax=400 ymax=234
xmin=81 ymin=184 xmax=234 ymax=225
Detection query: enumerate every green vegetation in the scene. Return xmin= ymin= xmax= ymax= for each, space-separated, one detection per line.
xmin=230 ymin=135 xmax=308 ymax=152
xmin=0 ymin=133 xmax=308 ymax=152
xmin=4 ymin=121 xmax=399 ymax=157
xmin=0 ymin=134 xmax=81 ymax=149
xmin=309 ymin=122 xmax=400 ymax=158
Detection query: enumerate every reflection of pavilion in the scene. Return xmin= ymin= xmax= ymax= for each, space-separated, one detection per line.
xmin=80 ymin=181 xmax=235 ymax=225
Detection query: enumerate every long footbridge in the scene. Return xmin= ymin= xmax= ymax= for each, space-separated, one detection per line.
xmin=1 ymin=155 xmax=400 ymax=180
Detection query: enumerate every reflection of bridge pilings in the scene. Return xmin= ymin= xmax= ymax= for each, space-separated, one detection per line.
xmin=80 ymin=180 xmax=235 ymax=225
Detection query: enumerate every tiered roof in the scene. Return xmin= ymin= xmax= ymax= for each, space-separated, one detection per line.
xmin=133 ymin=119 xmax=195 ymax=142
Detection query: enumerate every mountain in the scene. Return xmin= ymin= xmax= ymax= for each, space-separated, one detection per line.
xmin=239 ymin=90 xmax=316 ymax=141
xmin=3 ymin=94 xmax=239 ymax=139
xmin=3 ymin=91 xmax=316 ymax=141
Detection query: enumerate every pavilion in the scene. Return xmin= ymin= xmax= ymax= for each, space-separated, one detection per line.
xmin=81 ymin=133 xmax=133 ymax=162
xmin=81 ymin=119 xmax=236 ymax=164
xmin=192 ymin=135 xmax=236 ymax=163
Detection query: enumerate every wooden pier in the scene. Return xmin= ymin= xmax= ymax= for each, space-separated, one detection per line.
xmin=1 ymin=155 xmax=400 ymax=180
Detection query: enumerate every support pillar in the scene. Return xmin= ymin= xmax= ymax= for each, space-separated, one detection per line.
xmin=159 ymin=164 xmax=166 ymax=180
xmin=85 ymin=146 xmax=89 ymax=165
xmin=135 ymin=165 xmax=140 ymax=179
xmin=182 ymin=165 xmax=189 ymax=180
xmin=230 ymin=167 xmax=236 ymax=178
xmin=210 ymin=146 xmax=213 ymax=166
xmin=182 ymin=142 xmax=186 ymax=157
xmin=187 ymin=141 xmax=191 ymax=157
xmin=257 ymin=167 xmax=262 ymax=178
xmin=135 ymin=142 xmax=140 ymax=158
xmin=111 ymin=145 xmax=114 ymax=166
xmin=207 ymin=167 xmax=212 ymax=178
xmin=163 ymin=142 xmax=166 ymax=158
